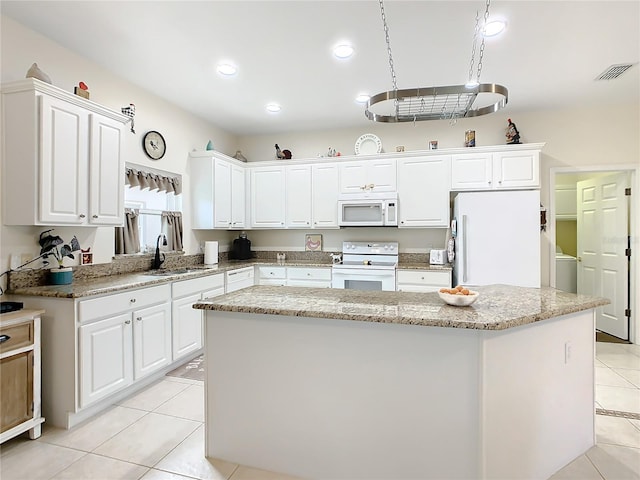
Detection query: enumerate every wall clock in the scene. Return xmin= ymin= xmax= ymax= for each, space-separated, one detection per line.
xmin=142 ymin=130 xmax=166 ymax=160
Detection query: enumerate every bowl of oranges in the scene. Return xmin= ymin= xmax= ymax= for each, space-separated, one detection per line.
xmin=438 ymin=285 xmax=479 ymax=306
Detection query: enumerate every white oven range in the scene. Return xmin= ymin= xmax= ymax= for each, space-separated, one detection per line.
xmin=331 ymin=241 xmax=398 ymax=291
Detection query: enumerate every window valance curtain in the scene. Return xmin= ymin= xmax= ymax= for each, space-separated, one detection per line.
xmin=125 ymin=167 xmax=182 ymax=195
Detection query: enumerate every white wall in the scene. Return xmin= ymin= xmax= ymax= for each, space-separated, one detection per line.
xmin=0 ymin=15 xmax=237 ymax=280
xmin=1 ymin=15 xmax=638 ymax=290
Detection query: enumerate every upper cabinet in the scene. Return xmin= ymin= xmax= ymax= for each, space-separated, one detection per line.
xmin=1 ymin=79 xmax=127 ymax=226
xmin=311 ymin=163 xmax=339 ymax=228
xmin=339 ymin=158 xmax=396 ymax=194
xmin=251 ymin=165 xmax=286 ymax=228
xmin=190 ymin=154 xmax=246 ymax=229
xmin=397 ymin=156 xmax=450 ymax=228
xmin=451 ymin=149 xmax=540 ymax=191
xmin=555 ymin=185 xmax=577 ymax=220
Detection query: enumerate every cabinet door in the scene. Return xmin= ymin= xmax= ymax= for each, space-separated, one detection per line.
xmin=286 ymin=165 xmax=312 ymax=228
xmin=251 ymin=166 xmax=286 ymax=228
xmin=79 ymin=313 xmax=133 ymax=408
xmin=89 ymin=113 xmax=124 ymax=225
xmin=133 ymin=303 xmax=172 ymax=380
xmin=367 ymin=159 xmax=397 ymax=192
xmin=172 ymin=294 xmax=202 ymax=361
xmin=398 ymin=156 xmax=450 ymax=227
xmin=312 ymin=163 xmax=339 ymax=228
xmin=493 ymin=150 xmax=540 ymax=189
xmin=0 ymin=351 xmax=33 ymax=432
xmin=556 ymin=185 xmax=577 ymax=219
xmin=339 ymin=162 xmax=368 ymax=193
xmin=231 ymin=164 xmax=246 ymax=228
xmin=214 ymin=159 xmax=232 ymax=228
xmin=450 ymin=153 xmax=493 ymax=190
xmin=39 ymin=95 xmax=89 ymax=224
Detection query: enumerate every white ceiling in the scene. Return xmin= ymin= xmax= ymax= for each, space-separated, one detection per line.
xmin=2 ymin=1 xmax=638 ymax=136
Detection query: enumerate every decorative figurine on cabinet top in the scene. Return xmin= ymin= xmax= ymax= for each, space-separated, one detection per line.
xmin=74 ymin=81 xmax=89 ymax=100
xmin=25 ymin=63 xmax=52 ymax=84
xmin=506 ymin=118 xmax=521 ymax=144
xmin=275 ymin=144 xmax=292 ymax=159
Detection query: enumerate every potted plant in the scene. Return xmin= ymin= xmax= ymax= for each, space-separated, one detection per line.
xmin=38 ymin=229 xmax=81 ymax=285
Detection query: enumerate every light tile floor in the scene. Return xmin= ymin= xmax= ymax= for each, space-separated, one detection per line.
xmin=1 ymin=342 xmax=639 ymax=480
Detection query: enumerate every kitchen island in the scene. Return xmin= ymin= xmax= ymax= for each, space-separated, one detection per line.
xmin=194 ymin=285 xmax=609 ymax=480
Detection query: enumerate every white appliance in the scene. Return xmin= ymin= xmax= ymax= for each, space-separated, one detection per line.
xmin=332 ymin=241 xmax=398 ymax=291
xmin=429 ymin=249 xmax=447 ymax=265
xmin=337 ymin=193 xmax=398 ymax=227
xmin=453 ymin=190 xmax=540 ymax=288
xmin=556 ymin=254 xmax=577 ymax=293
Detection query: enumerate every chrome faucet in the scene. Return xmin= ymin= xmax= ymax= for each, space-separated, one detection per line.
xmin=151 ymin=234 xmax=167 ymax=269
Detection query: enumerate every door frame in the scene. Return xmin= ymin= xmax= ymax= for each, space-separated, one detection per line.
xmin=549 ymin=164 xmax=639 ymax=344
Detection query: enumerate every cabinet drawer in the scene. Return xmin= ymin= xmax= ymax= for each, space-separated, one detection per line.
xmin=0 ymin=321 xmax=34 ymax=354
xmin=258 ymin=266 xmax=286 ymax=279
xmin=172 ymin=274 xmax=224 ymax=299
xmin=79 ymin=284 xmax=171 ymax=323
xmin=397 ymin=270 xmax=451 ymax=286
xmin=287 ymin=267 xmax=331 ymax=281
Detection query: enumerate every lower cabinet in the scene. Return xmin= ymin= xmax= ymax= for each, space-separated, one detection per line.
xmin=257 ymin=266 xmax=332 ymax=288
xmin=79 ymin=289 xmax=171 ymax=408
xmin=171 ymin=273 xmax=224 ymax=362
xmin=396 ymin=270 xmax=452 ymax=292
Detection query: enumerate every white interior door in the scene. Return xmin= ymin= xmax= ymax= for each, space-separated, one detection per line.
xmin=577 ymin=172 xmax=629 ymax=339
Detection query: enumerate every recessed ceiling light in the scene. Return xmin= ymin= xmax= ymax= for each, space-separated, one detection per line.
xmin=266 ymin=103 xmax=281 ymax=113
xmin=355 ymin=94 xmax=370 ymax=104
xmin=482 ymin=20 xmax=506 ymax=37
xmin=334 ymin=44 xmax=355 ymax=59
xmin=217 ymin=63 xmax=237 ymax=76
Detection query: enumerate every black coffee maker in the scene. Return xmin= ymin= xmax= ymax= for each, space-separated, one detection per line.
xmin=231 ymin=232 xmax=252 ymax=260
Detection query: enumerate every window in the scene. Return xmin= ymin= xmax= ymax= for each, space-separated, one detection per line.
xmin=124 ymin=186 xmax=182 ymax=253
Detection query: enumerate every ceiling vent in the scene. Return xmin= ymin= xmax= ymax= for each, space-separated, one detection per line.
xmin=595 ymin=63 xmax=636 ymax=81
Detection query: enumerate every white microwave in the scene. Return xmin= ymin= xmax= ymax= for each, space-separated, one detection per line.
xmin=337 ymin=193 xmax=398 ymax=227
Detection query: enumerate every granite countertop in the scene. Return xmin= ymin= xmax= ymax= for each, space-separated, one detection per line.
xmin=193 ymin=284 xmax=610 ymax=331
xmin=6 ymin=260 xmax=329 ymax=299
xmin=7 ymin=260 xmax=448 ymax=299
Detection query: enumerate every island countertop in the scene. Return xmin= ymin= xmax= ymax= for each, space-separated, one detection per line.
xmin=194 ymin=284 xmax=610 ymax=330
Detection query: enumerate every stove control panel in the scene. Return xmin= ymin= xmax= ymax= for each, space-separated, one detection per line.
xmin=342 ymin=241 xmax=398 ymax=255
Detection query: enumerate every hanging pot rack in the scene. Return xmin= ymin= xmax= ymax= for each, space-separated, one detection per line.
xmin=366 ymin=0 xmax=508 ymax=123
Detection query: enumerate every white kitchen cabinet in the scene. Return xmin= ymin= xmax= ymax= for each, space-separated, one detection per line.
xmin=396 ymin=270 xmax=452 ymax=292
xmin=226 ymin=266 xmax=255 ymax=292
xmin=132 ymin=303 xmax=171 ymax=380
xmin=190 ymin=154 xmax=246 ymax=229
xmin=555 ymin=185 xmax=577 ymax=220
xmin=451 ymin=150 xmax=539 ymax=191
xmin=286 ymin=267 xmax=332 ymax=288
xmin=78 ymin=284 xmax=170 ymax=408
xmin=397 ymin=156 xmax=451 ymax=227
xmin=312 ymin=163 xmax=339 ymax=228
xmin=339 ymin=159 xmax=396 ymax=193
xmin=1 ymin=79 xmax=127 ymax=226
xmin=257 ymin=266 xmax=287 ymax=286
xmin=171 ymin=273 xmax=224 ymax=361
xmin=251 ymin=166 xmax=286 ymax=228
xmin=286 ymin=165 xmax=312 ymax=228
xmin=79 ymin=312 xmax=133 ymax=408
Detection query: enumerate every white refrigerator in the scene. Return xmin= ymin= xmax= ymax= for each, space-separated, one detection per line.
xmin=452 ymin=190 xmax=540 ymax=288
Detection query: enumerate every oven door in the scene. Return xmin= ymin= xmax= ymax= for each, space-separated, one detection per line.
xmin=331 ymin=267 xmax=396 ymax=291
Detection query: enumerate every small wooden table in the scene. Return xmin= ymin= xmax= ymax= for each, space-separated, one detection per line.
xmin=0 ymin=309 xmax=45 ymax=443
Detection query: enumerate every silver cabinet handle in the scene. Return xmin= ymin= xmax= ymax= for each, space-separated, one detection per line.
xmin=0 ymin=334 xmax=11 ymax=343
xmin=136 ymin=317 xmax=142 ymax=321
xmin=125 ymin=320 xmax=131 ymax=325
xmin=79 ymin=214 xmax=86 ymax=218
xmin=92 ymin=215 xmax=98 ymax=219
xmin=130 ymin=298 xmax=136 ymax=303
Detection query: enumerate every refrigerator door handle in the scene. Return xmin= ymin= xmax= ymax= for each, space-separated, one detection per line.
xmin=462 ymin=214 xmax=468 ymax=283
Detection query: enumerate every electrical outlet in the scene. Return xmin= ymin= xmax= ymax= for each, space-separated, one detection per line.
xmin=564 ymin=341 xmax=572 ymax=364
xmin=10 ymin=255 xmax=20 ymax=269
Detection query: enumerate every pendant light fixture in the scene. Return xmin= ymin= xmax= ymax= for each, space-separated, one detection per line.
xmin=365 ymin=0 xmax=508 ymax=124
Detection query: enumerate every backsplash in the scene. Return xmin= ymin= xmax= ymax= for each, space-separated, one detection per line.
xmin=7 ymin=250 xmax=429 ymax=290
